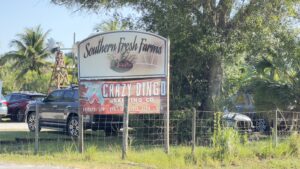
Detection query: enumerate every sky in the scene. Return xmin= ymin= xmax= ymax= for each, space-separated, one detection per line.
xmin=0 ymin=0 xmax=107 ymax=54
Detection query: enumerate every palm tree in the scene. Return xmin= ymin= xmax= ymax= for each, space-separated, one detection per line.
xmin=93 ymin=14 xmax=132 ymax=32
xmin=0 ymin=25 xmax=51 ymax=80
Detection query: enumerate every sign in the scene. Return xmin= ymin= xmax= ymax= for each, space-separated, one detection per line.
xmin=80 ymin=78 xmax=167 ymax=114
xmin=78 ymin=31 xmax=168 ymax=79
xmin=78 ymin=31 xmax=169 ymax=115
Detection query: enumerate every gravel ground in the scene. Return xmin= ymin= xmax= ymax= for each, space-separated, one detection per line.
xmin=0 ymin=121 xmax=28 ymax=131
xmin=0 ymin=120 xmax=75 ymax=169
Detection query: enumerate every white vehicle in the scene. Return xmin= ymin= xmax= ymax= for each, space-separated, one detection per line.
xmin=0 ymin=94 xmax=8 ymax=120
xmin=222 ymin=113 xmax=254 ymax=133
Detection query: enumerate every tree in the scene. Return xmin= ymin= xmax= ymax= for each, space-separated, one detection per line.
xmin=93 ymin=13 xmax=133 ymax=32
xmin=0 ymin=61 xmax=52 ymax=94
xmin=64 ymin=52 xmax=78 ymax=84
xmin=243 ymin=29 xmax=300 ymax=111
xmin=0 ymin=61 xmax=18 ymax=93
xmin=0 ymin=25 xmax=51 ymax=81
xmin=51 ymin=0 xmax=300 ymax=111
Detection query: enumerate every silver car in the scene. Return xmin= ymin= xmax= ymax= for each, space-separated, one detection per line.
xmin=222 ymin=112 xmax=254 ymax=133
xmin=0 ymin=94 xmax=8 ymax=120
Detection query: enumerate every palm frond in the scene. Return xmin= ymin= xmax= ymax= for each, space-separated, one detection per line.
xmin=9 ymin=40 xmax=27 ymax=51
xmin=34 ymin=28 xmax=51 ymax=50
xmin=0 ymin=52 xmax=26 ymax=65
xmin=37 ymin=49 xmax=51 ymax=59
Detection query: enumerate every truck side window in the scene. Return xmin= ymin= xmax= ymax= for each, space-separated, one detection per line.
xmin=46 ymin=90 xmax=64 ymax=102
xmin=63 ymin=90 xmax=75 ymax=102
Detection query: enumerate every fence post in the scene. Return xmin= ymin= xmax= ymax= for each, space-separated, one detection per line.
xmin=79 ymin=112 xmax=84 ymax=153
xmin=274 ymin=109 xmax=278 ymax=147
xmin=122 ymin=96 xmax=129 ymax=160
xmin=34 ymin=103 xmax=39 ymax=155
xmin=192 ymin=107 xmax=196 ymax=155
xmin=164 ymin=108 xmax=170 ymax=154
xmin=165 ymin=38 xmax=170 ymax=154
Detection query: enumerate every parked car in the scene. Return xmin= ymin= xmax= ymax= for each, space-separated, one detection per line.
xmin=222 ymin=112 xmax=254 ymax=134
xmin=227 ymin=93 xmax=270 ymax=133
xmin=25 ymin=86 xmax=123 ymax=137
xmin=0 ymin=94 xmax=8 ymax=121
xmin=5 ymin=92 xmax=46 ymax=122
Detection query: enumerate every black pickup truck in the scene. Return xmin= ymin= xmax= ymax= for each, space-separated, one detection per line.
xmin=25 ymin=86 xmax=122 ymax=137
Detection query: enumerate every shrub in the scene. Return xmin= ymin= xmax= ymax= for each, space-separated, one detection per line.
xmin=212 ymin=112 xmax=241 ymax=161
xmin=84 ymin=145 xmax=99 ymax=161
xmin=287 ymin=133 xmax=300 ymax=157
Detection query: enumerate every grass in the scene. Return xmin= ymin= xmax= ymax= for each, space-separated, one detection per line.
xmin=1 ymin=145 xmax=300 ymax=169
xmin=0 ymin=130 xmax=122 ymax=153
xmin=0 ymin=130 xmax=300 ymax=169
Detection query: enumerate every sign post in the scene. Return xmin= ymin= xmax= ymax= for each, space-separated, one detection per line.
xmin=122 ymin=96 xmax=129 ymax=159
xmin=164 ymin=38 xmax=170 ymax=154
xmin=34 ymin=103 xmax=39 ymax=155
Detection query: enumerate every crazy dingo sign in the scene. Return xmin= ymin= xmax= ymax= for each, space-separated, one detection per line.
xmin=80 ymin=78 xmax=167 ymax=114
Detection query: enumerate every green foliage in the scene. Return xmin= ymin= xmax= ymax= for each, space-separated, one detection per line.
xmin=213 ymin=112 xmax=223 ymax=147
xmin=22 ymin=71 xmax=51 ymax=93
xmin=1 ymin=132 xmax=300 ymax=168
xmin=183 ymin=153 xmax=197 ymax=165
xmin=64 ymin=52 xmax=77 ymax=84
xmin=238 ymin=26 xmax=300 ymax=110
xmin=251 ymin=134 xmax=300 ymax=160
xmin=0 ymin=62 xmax=18 ymax=94
xmin=170 ymin=110 xmax=193 ymax=144
xmin=0 ymin=65 xmax=51 ymax=94
xmin=84 ymin=145 xmax=99 ymax=161
xmin=212 ymin=112 xmax=241 ymax=161
xmin=94 ymin=13 xmax=133 ymax=32
xmin=0 ymin=25 xmax=52 ymax=93
xmin=286 ymin=133 xmax=300 ymax=156
xmin=51 ymin=0 xmax=300 ymax=111
xmin=224 ymin=3 xmax=300 ymax=111
xmin=62 ymin=143 xmax=77 ymax=155
xmin=0 ymin=25 xmax=51 ymax=79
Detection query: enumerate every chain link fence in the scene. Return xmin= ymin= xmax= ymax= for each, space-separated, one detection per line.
xmin=0 ymin=109 xmax=300 ymax=155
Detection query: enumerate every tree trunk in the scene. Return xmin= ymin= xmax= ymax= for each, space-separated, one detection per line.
xmin=207 ymin=56 xmax=223 ymax=111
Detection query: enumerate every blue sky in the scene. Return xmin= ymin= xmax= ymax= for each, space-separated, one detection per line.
xmin=0 ymin=0 xmax=107 ymax=54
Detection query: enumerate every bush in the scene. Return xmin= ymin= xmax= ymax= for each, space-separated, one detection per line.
xmin=287 ymin=133 xmax=300 ymax=157
xmin=212 ymin=112 xmax=241 ymax=161
xmin=84 ymin=145 xmax=99 ymax=161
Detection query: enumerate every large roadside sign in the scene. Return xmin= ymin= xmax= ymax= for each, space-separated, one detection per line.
xmin=78 ymin=31 xmax=169 ymax=115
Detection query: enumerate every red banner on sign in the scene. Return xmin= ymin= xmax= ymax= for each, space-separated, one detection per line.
xmin=80 ymin=78 xmax=167 ymax=115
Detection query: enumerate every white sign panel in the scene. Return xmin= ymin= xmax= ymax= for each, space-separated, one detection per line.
xmin=78 ymin=31 xmax=168 ymax=79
